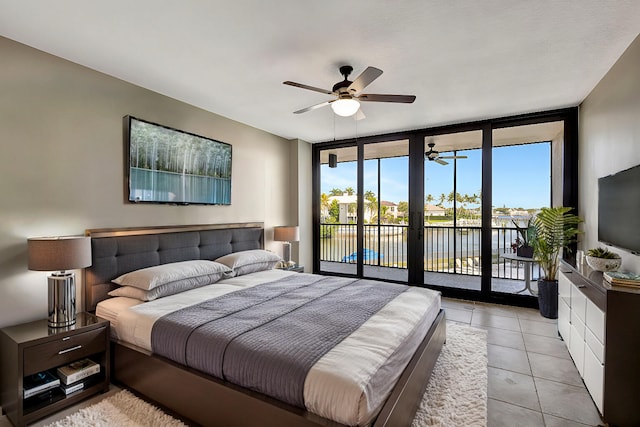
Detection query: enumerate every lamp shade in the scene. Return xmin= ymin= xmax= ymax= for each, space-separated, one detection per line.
xmin=274 ymin=226 xmax=299 ymax=242
xmin=331 ymin=98 xmax=360 ymax=117
xmin=28 ymin=236 xmax=92 ymax=271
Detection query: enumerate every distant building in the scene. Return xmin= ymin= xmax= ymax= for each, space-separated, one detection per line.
xmin=327 ymin=193 xmax=373 ymax=223
xmin=425 ymin=203 xmax=446 ymax=217
xmin=380 ymin=201 xmax=398 ymax=219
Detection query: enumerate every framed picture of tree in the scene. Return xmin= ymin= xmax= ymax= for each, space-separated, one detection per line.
xmin=124 ymin=116 xmax=232 ymax=205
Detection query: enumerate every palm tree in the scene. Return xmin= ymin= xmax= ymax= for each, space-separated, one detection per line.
xmin=364 ymin=190 xmax=378 ymax=223
xmin=320 ymin=193 xmax=330 ymax=221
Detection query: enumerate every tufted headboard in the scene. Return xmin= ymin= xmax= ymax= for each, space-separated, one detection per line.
xmin=83 ymin=223 xmax=264 ymax=312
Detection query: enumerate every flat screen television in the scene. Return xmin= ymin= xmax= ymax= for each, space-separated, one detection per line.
xmin=124 ymin=116 xmax=232 ymax=205
xmin=598 ymin=164 xmax=640 ymax=254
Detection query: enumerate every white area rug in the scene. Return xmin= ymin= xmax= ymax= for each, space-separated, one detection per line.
xmin=413 ymin=322 xmax=488 ymax=427
xmin=45 ymin=323 xmax=487 ymax=427
xmin=44 ymin=390 xmax=186 ymax=427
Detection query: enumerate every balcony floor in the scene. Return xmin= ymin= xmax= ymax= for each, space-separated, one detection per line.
xmin=319 ymin=261 xmax=536 ymax=296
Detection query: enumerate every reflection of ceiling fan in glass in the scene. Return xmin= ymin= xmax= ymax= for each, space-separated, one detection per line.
xmin=424 ymin=142 xmax=467 ymax=165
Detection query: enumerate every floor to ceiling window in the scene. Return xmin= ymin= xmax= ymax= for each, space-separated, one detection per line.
xmin=318 ymin=146 xmax=358 ymax=275
xmin=312 ymin=109 xmax=577 ymax=307
xmin=491 ymin=121 xmax=562 ymax=296
xmin=423 ymin=130 xmax=482 ymax=292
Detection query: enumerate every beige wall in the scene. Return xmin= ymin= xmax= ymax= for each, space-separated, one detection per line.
xmin=0 ymin=37 xmax=299 ymax=327
xmin=291 ymin=139 xmax=313 ymax=271
xmin=579 ymin=34 xmax=640 ymax=274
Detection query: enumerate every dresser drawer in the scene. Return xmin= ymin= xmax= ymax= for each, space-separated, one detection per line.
xmin=584 ymin=343 xmax=604 ymax=414
xmin=585 ymin=326 xmax=604 ymax=364
xmin=570 ymin=308 xmax=585 ymax=340
xmin=585 ymin=298 xmax=605 ymax=344
xmin=558 ymin=298 xmax=571 ymax=343
xmin=23 ymin=326 xmax=106 ymax=376
xmin=569 ymin=323 xmax=585 ymax=375
xmin=570 ymin=284 xmax=586 ymax=323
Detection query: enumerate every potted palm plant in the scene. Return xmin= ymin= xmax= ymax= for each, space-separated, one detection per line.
xmin=531 ymin=207 xmax=582 ymax=318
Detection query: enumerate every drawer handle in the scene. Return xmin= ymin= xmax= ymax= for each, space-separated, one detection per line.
xmin=58 ymin=345 xmax=82 ymax=355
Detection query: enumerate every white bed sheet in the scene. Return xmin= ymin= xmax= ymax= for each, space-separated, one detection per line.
xmin=96 ymin=269 xmax=441 ymax=426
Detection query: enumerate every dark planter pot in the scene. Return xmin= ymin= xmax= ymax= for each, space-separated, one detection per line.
xmin=516 ymin=245 xmax=534 ymax=258
xmin=538 ymin=279 xmax=558 ymax=319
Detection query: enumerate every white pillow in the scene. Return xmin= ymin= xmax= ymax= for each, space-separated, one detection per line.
xmin=112 ymin=260 xmax=231 ymax=290
xmin=215 ymin=250 xmax=282 ymax=276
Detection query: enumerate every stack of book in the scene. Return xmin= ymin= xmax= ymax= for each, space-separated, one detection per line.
xmin=603 ymin=271 xmax=640 ymax=288
xmin=23 ymin=371 xmax=59 ymax=399
xmin=56 ymin=358 xmax=101 ymax=395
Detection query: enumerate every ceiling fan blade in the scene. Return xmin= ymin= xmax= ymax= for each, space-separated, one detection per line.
xmin=283 ymin=81 xmax=335 ymax=95
xmin=435 ymin=158 xmax=449 ymax=165
xmin=347 ymin=67 xmax=383 ymax=94
xmin=293 ymin=100 xmax=332 ymax=114
xmin=357 ymin=94 xmax=416 ymax=103
xmin=439 ymin=155 xmax=468 ymax=159
xmin=355 ymin=108 xmax=366 ymax=121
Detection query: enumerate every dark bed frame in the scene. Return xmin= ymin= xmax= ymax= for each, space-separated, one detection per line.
xmin=83 ymin=223 xmax=446 ymax=427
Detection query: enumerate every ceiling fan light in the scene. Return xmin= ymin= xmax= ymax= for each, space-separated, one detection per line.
xmin=331 ymin=98 xmax=360 ymax=117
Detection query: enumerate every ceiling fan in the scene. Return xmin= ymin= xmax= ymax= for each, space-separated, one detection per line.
xmin=425 ymin=142 xmax=467 ymax=165
xmin=283 ymin=65 xmax=416 ymax=118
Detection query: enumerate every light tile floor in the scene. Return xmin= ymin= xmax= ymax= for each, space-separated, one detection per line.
xmin=2 ymin=299 xmax=604 ymax=427
xmin=442 ymin=297 xmax=604 ymax=427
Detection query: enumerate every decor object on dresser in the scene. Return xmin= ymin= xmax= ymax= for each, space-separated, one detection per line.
xmin=27 ymin=236 xmax=91 ymax=327
xmin=274 ymin=225 xmax=299 ymax=266
xmin=531 ymin=207 xmax=582 ymax=318
xmin=603 ymin=271 xmax=640 ymax=287
xmin=125 ymin=116 xmax=232 ymax=206
xmin=585 ymin=247 xmax=621 ymax=272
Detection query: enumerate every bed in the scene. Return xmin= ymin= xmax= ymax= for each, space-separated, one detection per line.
xmin=84 ymin=223 xmax=446 ymax=427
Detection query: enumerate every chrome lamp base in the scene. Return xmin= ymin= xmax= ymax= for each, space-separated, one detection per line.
xmin=48 ymin=272 xmax=76 ymax=328
xmin=282 ymin=241 xmax=292 ymax=264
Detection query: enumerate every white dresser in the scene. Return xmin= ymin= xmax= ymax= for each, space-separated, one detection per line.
xmin=558 ymin=262 xmax=640 ymax=427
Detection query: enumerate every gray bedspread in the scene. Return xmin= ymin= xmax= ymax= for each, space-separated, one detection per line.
xmin=151 ymin=273 xmax=407 ymax=407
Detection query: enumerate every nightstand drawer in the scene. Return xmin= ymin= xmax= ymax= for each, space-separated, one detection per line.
xmin=23 ymin=327 xmax=106 ymax=376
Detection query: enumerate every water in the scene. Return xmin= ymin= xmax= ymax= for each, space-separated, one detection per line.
xmin=320 ymin=225 xmax=518 ymax=266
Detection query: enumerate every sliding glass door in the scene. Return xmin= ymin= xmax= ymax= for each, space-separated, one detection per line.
xmin=312 ymin=109 xmax=577 ymax=306
xmin=491 ymin=121 xmax=562 ymax=296
xmin=362 ymin=140 xmax=409 ymax=282
xmin=423 ymin=131 xmax=482 ymax=292
xmin=318 ymin=146 xmax=358 ymax=276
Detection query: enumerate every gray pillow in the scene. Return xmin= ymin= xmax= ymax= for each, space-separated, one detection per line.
xmin=112 ymin=260 xmax=232 ymax=290
xmin=108 ymin=270 xmax=228 ymax=301
xmin=215 ymin=249 xmax=282 ymax=276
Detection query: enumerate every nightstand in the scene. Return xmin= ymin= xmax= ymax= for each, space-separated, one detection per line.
xmin=0 ymin=312 xmax=110 ymax=426
xmin=279 ymin=265 xmax=304 ymax=273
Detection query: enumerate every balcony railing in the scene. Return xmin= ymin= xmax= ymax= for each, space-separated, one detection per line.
xmin=319 ymin=223 xmax=540 ymax=281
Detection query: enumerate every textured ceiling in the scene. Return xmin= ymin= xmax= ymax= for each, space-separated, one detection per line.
xmin=1 ymin=1 xmax=639 ymax=143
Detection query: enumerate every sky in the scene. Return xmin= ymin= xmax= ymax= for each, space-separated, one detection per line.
xmin=321 ymin=142 xmax=551 ymax=209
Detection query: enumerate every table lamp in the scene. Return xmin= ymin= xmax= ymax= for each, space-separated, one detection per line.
xmin=274 ymin=226 xmax=299 ymax=265
xmin=28 ymin=236 xmax=92 ymax=328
